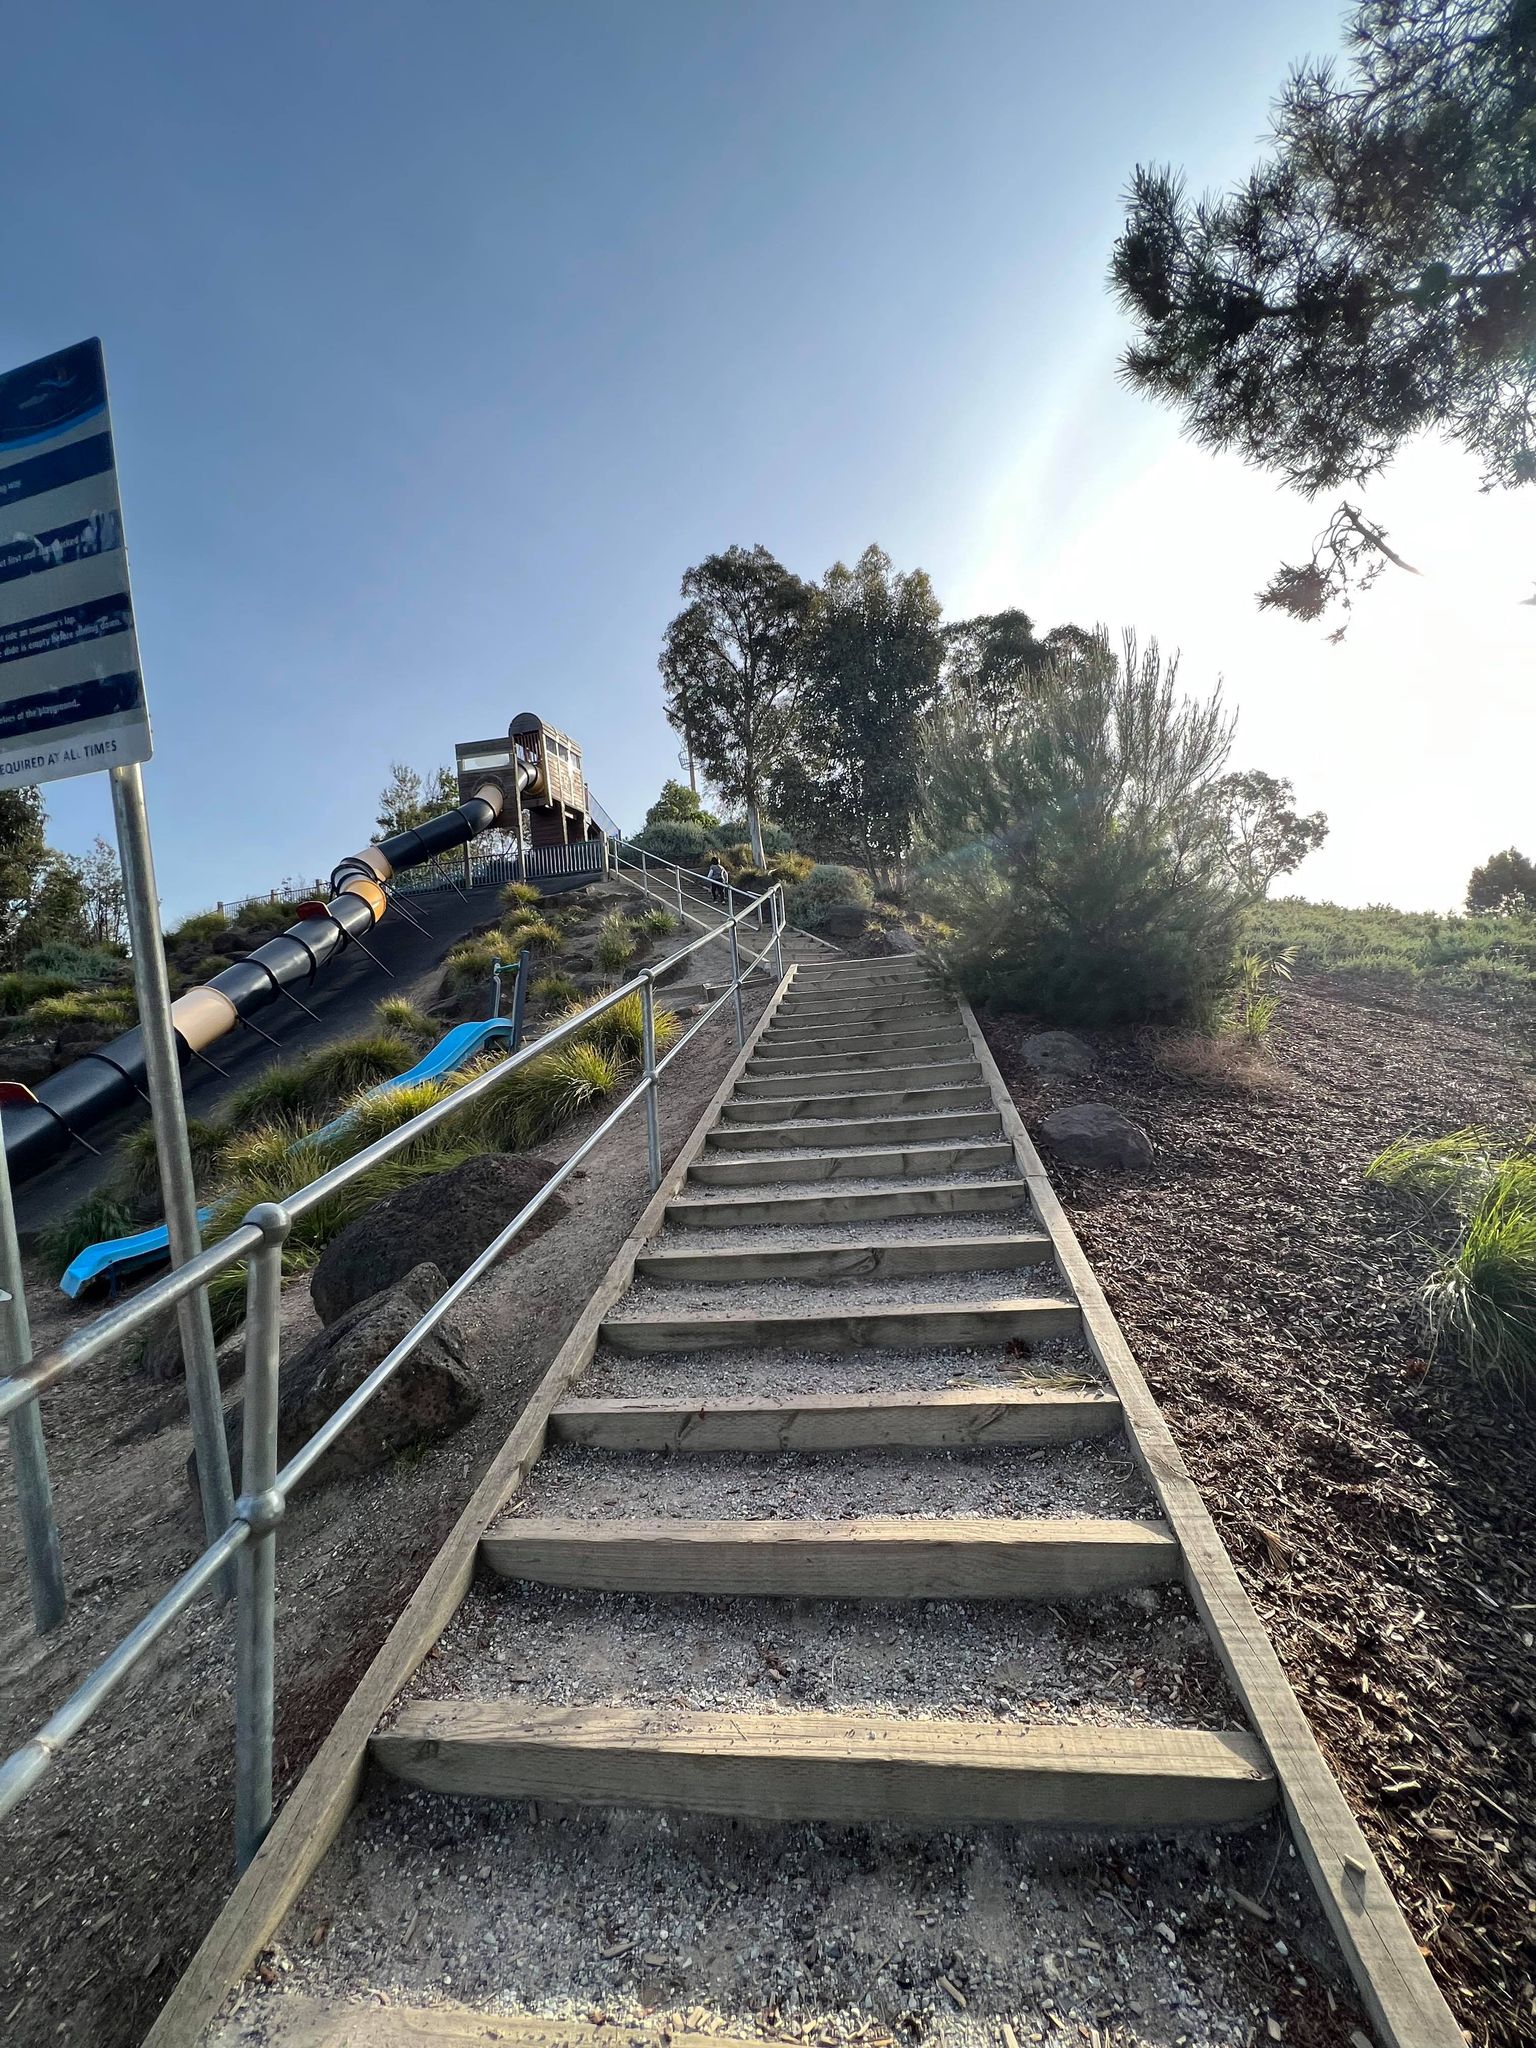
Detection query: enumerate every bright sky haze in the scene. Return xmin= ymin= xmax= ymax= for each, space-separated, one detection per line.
xmin=6 ymin=2 xmax=1528 ymax=917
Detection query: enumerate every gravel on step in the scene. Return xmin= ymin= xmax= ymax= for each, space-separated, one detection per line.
xmin=573 ymin=1336 xmax=1104 ymax=1402
xmin=610 ymin=1264 xmax=1060 ymax=1320
xmin=650 ymin=1210 xmax=1043 ymax=1251
xmin=681 ymin=1165 xmax=1023 ymax=1201
xmin=234 ymin=1788 xmax=1358 ymax=2048
xmin=504 ymin=1442 xmax=1155 ymax=1524
xmin=391 ymin=1575 xmax=1238 ymax=1730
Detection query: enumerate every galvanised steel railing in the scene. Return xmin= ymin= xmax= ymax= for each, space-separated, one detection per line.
xmin=612 ymin=839 xmax=843 ymax=954
xmin=0 ymin=880 xmax=785 ymax=1872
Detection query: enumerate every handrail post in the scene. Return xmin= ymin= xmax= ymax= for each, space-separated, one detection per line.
xmin=234 ymin=1203 xmax=289 ymax=1873
xmin=639 ymin=847 xmax=649 ymax=897
xmin=727 ymin=918 xmax=745 ymax=1048
xmin=0 ymin=1131 xmax=65 ymax=1632
xmin=640 ymin=972 xmax=662 ymax=1192
xmin=675 ymin=863 xmax=684 ymax=920
xmin=772 ymin=885 xmax=785 ymax=980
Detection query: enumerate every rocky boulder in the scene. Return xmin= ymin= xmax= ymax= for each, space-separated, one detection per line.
xmin=820 ymin=903 xmax=871 ymax=941
xmin=1020 ymin=1030 xmax=1097 ymax=1080
xmin=194 ymin=1262 xmax=479 ymax=1498
xmin=878 ymin=927 xmax=921 ymax=956
xmin=310 ymin=1152 xmax=566 ymax=1327
xmin=1038 ymin=1103 xmax=1153 ymax=1171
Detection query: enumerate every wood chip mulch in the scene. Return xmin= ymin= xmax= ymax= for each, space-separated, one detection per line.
xmin=983 ymin=975 xmax=1536 ymax=2048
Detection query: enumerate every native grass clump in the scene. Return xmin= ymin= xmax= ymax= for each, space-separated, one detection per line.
xmin=1368 ymin=1129 xmax=1536 ymax=1406
xmin=916 ymin=629 xmax=1242 ymax=1027
xmin=594 ymin=912 xmax=638 ymax=974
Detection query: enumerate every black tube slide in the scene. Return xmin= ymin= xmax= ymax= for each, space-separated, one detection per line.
xmin=2 ymin=774 xmax=529 ymax=1185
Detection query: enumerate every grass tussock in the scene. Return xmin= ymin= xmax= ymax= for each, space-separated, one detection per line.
xmin=223 ymin=1034 xmax=416 ymax=1127
xmin=501 ymin=880 xmax=543 ymax=910
xmin=1368 ymin=1130 xmax=1536 ymax=1405
xmin=594 ymin=912 xmax=637 ymax=973
xmin=530 ymin=970 xmax=579 ymax=1006
xmin=475 ymin=1039 xmax=627 ymax=1151
xmin=39 ymin=1190 xmax=137 ymax=1271
xmin=636 ymin=906 xmax=679 ymax=939
xmin=1151 ymin=1031 xmax=1290 ymax=1095
xmin=559 ymin=987 xmax=679 ymax=1063
xmin=114 ymin=1116 xmax=227 ymax=1214
xmin=375 ymin=996 xmax=438 ymax=1046
xmin=500 ymin=915 xmax=562 ymax=952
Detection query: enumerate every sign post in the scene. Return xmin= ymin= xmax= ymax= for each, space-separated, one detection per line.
xmin=0 ymin=339 xmax=233 ymax=1608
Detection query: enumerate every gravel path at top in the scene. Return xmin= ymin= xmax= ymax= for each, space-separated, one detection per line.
xmin=218 ymin=1789 xmax=1362 ymax=2048
xmin=502 ymin=1442 xmax=1155 ymax=1524
xmin=389 ymin=1574 xmax=1237 ymax=1731
xmin=572 ymin=1337 xmax=1105 ymax=1402
xmin=610 ymin=1264 xmax=1061 ymax=1319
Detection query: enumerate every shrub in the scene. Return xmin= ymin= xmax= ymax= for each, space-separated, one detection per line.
xmin=166 ymin=910 xmax=228 ymax=948
xmin=1366 ymin=1129 xmax=1499 ymax=1210
xmin=21 ymin=941 xmax=125 ymax=982
xmin=0 ymin=971 xmax=76 ymax=1016
xmin=594 ymin=913 xmax=637 ymax=973
xmin=1222 ymin=947 xmax=1295 ymax=1045
xmin=637 ymin=906 xmax=679 ymax=938
xmin=1423 ymin=1154 xmax=1536 ymax=1404
xmin=630 ymin=819 xmax=712 ymax=868
xmin=39 ymin=1190 xmax=137 ymax=1272
xmin=561 ymin=988 xmax=679 ymax=1063
xmin=236 ymin=899 xmax=303 ymax=933
xmin=477 ymin=1040 xmax=626 ymax=1151
xmin=115 ymin=1116 xmax=228 ymax=1214
xmin=444 ymin=940 xmax=498 ymax=993
xmin=531 ymin=971 xmax=579 ymax=1006
xmin=501 ymin=880 xmax=543 ymax=910
xmin=786 ymin=863 xmax=874 ymax=929
xmin=500 ymin=915 xmax=562 ymax=952
xmin=376 ymin=996 xmax=438 ymax=1046
xmin=915 ymin=630 xmax=1241 ymax=1027
xmin=327 ymin=1076 xmax=465 ymax=1163
xmin=223 ymin=1034 xmax=416 ymax=1128
xmin=30 ymin=990 xmax=137 ymax=1034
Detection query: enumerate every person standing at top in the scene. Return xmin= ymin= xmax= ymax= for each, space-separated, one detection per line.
xmin=706 ymin=855 xmax=728 ymax=907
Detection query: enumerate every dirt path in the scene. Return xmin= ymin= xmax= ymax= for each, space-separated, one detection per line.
xmin=983 ymin=976 xmax=1536 ymax=2048
xmin=0 ymin=992 xmax=770 ymax=2048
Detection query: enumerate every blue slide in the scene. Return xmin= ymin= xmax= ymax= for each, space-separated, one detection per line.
xmin=59 ymin=1017 xmax=515 ymax=1297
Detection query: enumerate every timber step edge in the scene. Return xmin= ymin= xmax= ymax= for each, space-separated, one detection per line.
xmin=229 ymin=2004 xmax=769 ymax=2048
xmin=750 ymin=1039 xmax=972 ymax=1071
xmin=599 ymin=1297 xmax=1081 ymax=1353
xmin=687 ymin=1140 xmax=1015 ymax=1185
xmin=704 ymin=1109 xmax=1002 ymax=1152
xmin=480 ymin=1514 xmax=1180 ymax=1597
xmin=371 ymin=1705 xmax=1274 ymax=1828
xmin=722 ymin=1082 xmax=988 ymax=1122
xmin=735 ymin=1059 xmax=982 ymax=1099
xmin=663 ymin=1178 xmax=1034 ymax=1227
xmin=549 ymin=1386 xmax=1122 ymax=1452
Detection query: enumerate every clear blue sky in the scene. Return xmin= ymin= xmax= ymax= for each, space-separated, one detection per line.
xmin=7 ymin=2 xmax=1527 ymax=917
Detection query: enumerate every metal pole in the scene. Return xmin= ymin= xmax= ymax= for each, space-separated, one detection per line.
xmin=109 ymin=763 xmax=235 ymax=1562
xmin=460 ymin=840 xmax=472 ymax=894
xmin=640 ymin=973 xmax=662 ymax=1193
xmin=675 ymin=865 xmax=684 ymax=920
xmin=509 ymin=947 xmax=531 ymax=1051
xmin=490 ymin=959 xmax=503 ymax=1019
xmin=772 ymin=885 xmax=785 ymax=980
xmin=515 ymin=800 xmax=527 ymax=884
xmin=234 ymin=1206 xmax=287 ymax=1872
xmin=727 ymin=918 xmax=745 ymax=1048
xmin=639 ymin=847 xmax=649 ymax=899
xmin=0 ymin=1131 xmax=65 ymax=1632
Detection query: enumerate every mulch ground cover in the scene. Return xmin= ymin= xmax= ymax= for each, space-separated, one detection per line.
xmin=984 ymin=975 xmax=1536 ymax=2048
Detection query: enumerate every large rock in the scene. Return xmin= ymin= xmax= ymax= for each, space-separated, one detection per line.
xmin=1021 ymin=1030 xmax=1097 ymax=1079
xmin=1038 ymin=1103 xmax=1153 ymax=1171
xmin=310 ymin=1153 xmax=566 ymax=1326
xmin=0 ymin=1040 xmax=56 ymax=1085
xmin=195 ymin=1262 xmax=479 ymax=1497
xmin=878 ymin=926 xmax=921 ymax=956
xmin=820 ymin=903 xmax=871 ymax=941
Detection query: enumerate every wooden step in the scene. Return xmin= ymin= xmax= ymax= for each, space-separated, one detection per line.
xmin=705 ymin=1109 xmax=1001 ymax=1152
xmin=723 ymin=1082 xmax=986 ymax=1123
xmin=664 ymin=1179 xmax=1032 ymax=1229
xmin=777 ymin=995 xmax=945 ymax=1023
xmin=749 ymin=1040 xmax=972 ymax=1073
xmin=634 ymin=1232 xmax=1051 ymax=1283
xmin=687 ymin=1140 xmax=1014 ymax=1186
xmin=550 ymin=1386 xmax=1120 ymax=1452
xmin=736 ymin=1058 xmax=982 ymax=1099
xmin=760 ymin=1031 xmax=971 ymax=1061
xmin=372 ymin=1704 xmax=1275 ymax=1828
xmin=481 ymin=1514 xmax=1181 ymax=1596
xmin=769 ymin=1007 xmax=955 ymax=1036
xmin=230 ymin=2004 xmax=765 ymax=2048
xmin=600 ymin=1297 xmax=1080 ymax=1353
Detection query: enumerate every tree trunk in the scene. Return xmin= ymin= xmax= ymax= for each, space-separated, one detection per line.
xmin=746 ymin=800 xmax=766 ymax=868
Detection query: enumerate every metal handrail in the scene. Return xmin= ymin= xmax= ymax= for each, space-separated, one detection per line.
xmin=0 ymin=880 xmax=787 ymax=1868
xmin=613 ymin=838 xmax=843 ymax=954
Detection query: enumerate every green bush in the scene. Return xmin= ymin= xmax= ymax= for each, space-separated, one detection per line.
xmin=375 ymin=996 xmax=438 ymax=1046
xmin=594 ymin=913 xmax=637 ymax=973
xmin=501 ymin=880 xmax=543 ymax=910
xmin=915 ymin=630 xmax=1241 ymax=1026
xmin=40 ymin=1190 xmax=136 ymax=1273
xmin=1246 ymin=897 xmax=1536 ymax=994
xmin=637 ymin=906 xmax=679 ymax=938
xmin=475 ymin=1040 xmax=626 ymax=1151
xmin=236 ymin=899 xmax=303 ymax=933
xmin=1424 ymin=1155 xmax=1536 ymax=1403
xmin=115 ymin=1116 xmax=228 ymax=1214
xmin=630 ymin=819 xmax=712 ymax=867
xmin=786 ymin=863 xmax=874 ymax=929
xmin=30 ymin=989 xmax=137 ymax=1035
xmin=444 ymin=940 xmax=498 ymax=993
xmin=0 ymin=971 xmax=76 ymax=1016
xmin=21 ymin=941 xmax=125 ymax=982
xmin=501 ymin=915 xmax=562 ymax=951
xmin=166 ymin=909 xmax=228 ymax=948
xmin=531 ymin=971 xmax=580 ymax=1006
xmin=223 ymin=1033 xmax=416 ymax=1128
xmin=559 ymin=988 xmax=679 ymax=1063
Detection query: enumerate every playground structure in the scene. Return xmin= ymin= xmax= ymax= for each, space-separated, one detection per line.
xmin=2 ymin=713 xmax=590 ymax=1187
